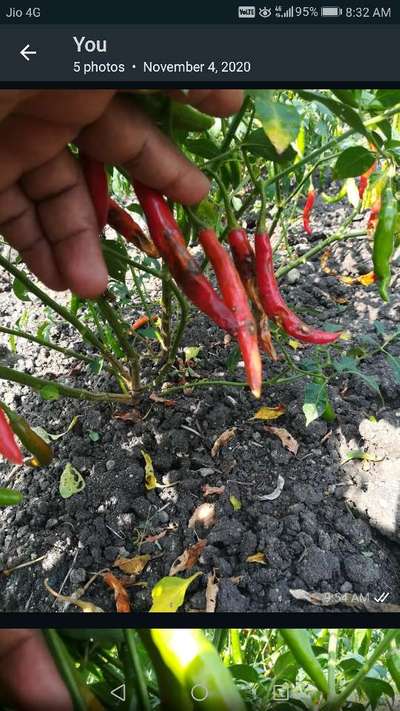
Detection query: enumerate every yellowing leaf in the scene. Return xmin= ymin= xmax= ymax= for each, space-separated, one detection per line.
xmin=230 ymin=495 xmax=242 ymax=511
xmin=211 ymin=427 xmax=237 ymax=457
xmin=149 ymin=572 xmax=201 ymax=612
xmin=113 ymin=554 xmax=150 ymax=576
xmin=252 ymin=405 xmax=285 ymax=421
xmin=264 ymin=426 xmax=299 ymax=455
xmin=246 ymin=552 xmax=267 ymax=565
xmin=59 ymin=463 xmax=85 ymax=499
xmin=339 ymin=330 xmax=352 ymax=341
xmin=288 ymin=339 xmax=301 ymax=350
xmin=142 ymin=450 xmax=158 ymax=490
xmin=358 ymin=271 xmax=376 ymax=286
xmin=184 ymin=345 xmax=201 ymax=362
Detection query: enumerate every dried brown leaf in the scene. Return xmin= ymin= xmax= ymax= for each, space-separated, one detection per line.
xmin=44 ymin=578 xmax=103 ymax=612
xmin=264 ymin=426 xmax=299 ymax=455
xmin=149 ymin=393 xmax=177 ymax=407
xmin=211 ymin=427 xmax=237 ymax=457
xmin=103 ymin=572 xmax=130 ymax=612
xmin=206 ymin=570 xmax=218 ymax=612
xmin=246 ymin=552 xmax=267 ymax=565
xmin=113 ymin=409 xmax=142 ymax=423
xmin=113 ymin=554 xmax=151 ymax=576
xmin=169 ymin=539 xmax=207 ymax=576
xmin=202 ymin=484 xmax=225 ymax=496
xmin=188 ymin=502 xmax=216 ymax=530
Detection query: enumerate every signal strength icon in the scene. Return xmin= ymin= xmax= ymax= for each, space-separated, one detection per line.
xmin=282 ymin=5 xmax=294 ymax=17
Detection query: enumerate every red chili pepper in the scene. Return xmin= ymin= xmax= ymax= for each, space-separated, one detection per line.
xmin=199 ymin=228 xmax=262 ymax=398
xmin=133 ymin=181 xmax=238 ymax=335
xmin=107 ymin=198 xmax=160 ymax=259
xmin=0 ymin=408 xmax=23 ymax=465
xmin=228 ymin=228 xmax=277 ymax=361
xmin=255 ymin=232 xmax=342 ymax=345
xmin=367 ymin=198 xmax=381 ymax=233
xmin=303 ymin=190 xmax=316 ymax=236
xmin=358 ymin=161 xmax=376 ymax=199
xmin=80 ymin=153 xmax=109 ymax=232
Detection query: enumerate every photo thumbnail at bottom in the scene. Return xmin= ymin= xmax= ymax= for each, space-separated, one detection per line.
xmin=0 ymin=88 xmax=399 ymax=616
xmin=0 ymin=628 xmax=399 ymax=710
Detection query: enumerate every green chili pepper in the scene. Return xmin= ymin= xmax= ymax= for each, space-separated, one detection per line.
xmin=280 ymin=629 xmax=328 ymax=697
xmin=6 ymin=410 xmax=53 ymax=466
xmin=133 ymin=94 xmax=214 ymax=132
xmin=321 ymin=185 xmax=347 ymax=204
xmin=0 ymin=487 xmax=23 ymax=507
xmin=372 ymin=183 xmax=397 ymax=302
xmin=387 ymin=639 xmax=400 ymax=693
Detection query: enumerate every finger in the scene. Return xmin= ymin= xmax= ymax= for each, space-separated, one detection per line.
xmin=77 ymin=94 xmax=210 ymax=204
xmin=17 ymin=90 xmax=115 ymax=127
xmin=22 ymin=148 xmax=109 ymax=298
xmin=0 ymin=630 xmax=73 ymax=711
xmin=166 ymin=89 xmax=244 ymax=117
xmin=0 ymin=184 xmax=67 ymax=292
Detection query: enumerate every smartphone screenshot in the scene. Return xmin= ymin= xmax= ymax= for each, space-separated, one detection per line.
xmin=0 ymin=0 xmax=399 ymax=707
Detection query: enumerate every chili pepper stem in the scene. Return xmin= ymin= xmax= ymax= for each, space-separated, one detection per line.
xmin=96 ymin=295 xmax=140 ymax=390
xmin=204 ymin=168 xmax=236 ymax=230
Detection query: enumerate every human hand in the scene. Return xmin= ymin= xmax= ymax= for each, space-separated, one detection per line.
xmin=0 ymin=629 xmax=72 ymax=710
xmin=0 ymin=89 xmax=243 ymax=298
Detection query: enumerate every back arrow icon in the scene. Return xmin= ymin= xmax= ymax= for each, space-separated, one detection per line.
xmin=20 ymin=44 xmax=37 ymax=61
xmin=110 ymin=683 xmax=126 ymax=702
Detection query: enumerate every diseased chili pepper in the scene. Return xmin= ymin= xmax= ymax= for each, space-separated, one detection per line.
xmin=228 ymin=228 xmax=276 ymax=360
xmin=107 ymin=198 xmax=160 ymax=258
xmin=372 ymin=183 xmax=397 ymax=302
xmin=133 ymin=181 xmax=238 ymax=335
xmin=367 ymin=198 xmax=381 ymax=233
xmin=358 ymin=161 xmax=376 ymax=199
xmin=199 ymin=227 xmax=262 ymax=398
xmin=0 ymin=407 xmax=23 ymax=465
xmin=255 ymin=232 xmax=342 ymax=345
xmin=6 ymin=410 xmax=53 ymax=466
xmin=303 ymin=189 xmax=315 ymax=236
xmin=280 ymin=629 xmax=328 ymax=697
xmin=80 ymin=153 xmax=109 ymax=232
xmin=0 ymin=487 xmax=23 ymax=507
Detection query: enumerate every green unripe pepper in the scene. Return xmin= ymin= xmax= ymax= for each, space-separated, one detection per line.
xmin=7 ymin=411 xmax=53 ymax=466
xmin=372 ymin=183 xmax=397 ymax=302
xmin=0 ymin=487 xmax=23 ymax=507
xmin=280 ymin=629 xmax=328 ymax=697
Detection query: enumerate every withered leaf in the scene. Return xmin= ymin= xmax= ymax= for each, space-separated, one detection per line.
xmin=211 ymin=427 xmax=237 ymax=457
xmin=202 ymin=484 xmax=225 ymax=496
xmin=44 ymin=578 xmax=103 ymax=613
xmin=103 ymin=572 xmax=130 ymax=612
xmin=169 ymin=539 xmax=206 ymax=576
xmin=252 ymin=405 xmax=285 ymax=421
xmin=246 ymin=552 xmax=267 ymax=565
xmin=188 ymin=502 xmax=216 ymax=530
xmin=113 ymin=554 xmax=150 ymax=576
xmin=206 ymin=570 xmax=218 ymax=612
xmin=149 ymin=392 xmax=176 ymax=407
xmin=113 ymin=408 xmax=142 ymax=423
xmin=264 ymin=426 xmax=299 ymax=455
xmin=142 ymin=450 xmax=158 ymax=490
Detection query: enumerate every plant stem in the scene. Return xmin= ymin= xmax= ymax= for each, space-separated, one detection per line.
xmin=220 ymin=95 xmax=251 ymax=154
xmin=43 ymin=629 xmax=87 ymax=711
xmin=123 ymin=630 xmax=152 ymax=711
xmin=0 ymin=364 xmax=131 ymax=403
xmin=160 ymin=265 xmax=172 ymax=354
xmin=96 ymin=296 xmax=140 ymax=389
xmin=0 ymin=325 xmax=96 ymax=365
xmin=323 ymin=629 xmax=398 ymax=711
xmin=0 ymin=253 xmax=124 ymax=378
xmin=327 ymin=629 xmax=338 ymax=703
xmin=230 ymin=629 xmax=243 ymax=665
xmin=275 ymin=230 xmax=367 ymax=280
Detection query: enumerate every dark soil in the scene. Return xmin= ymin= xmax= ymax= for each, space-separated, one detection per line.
xmin=1 ymin=198 xmax=400 ymax=613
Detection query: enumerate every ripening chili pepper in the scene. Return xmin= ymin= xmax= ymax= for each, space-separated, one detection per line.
xmin=303 ymin=189 xmax=316 ymax=236
xmin=228 ymin=228 xmax=277 ymax=360
xmin=6 ymin=410 xmax=53 ymax=466
xmin=358 ymin=161 xmax=377 ymax=199
xmin=80 ymin=153 xmax=109 ymax=232
xmin=367 ymin=198 xmax=381 ymax=233
xmin=133 ymin=181 xmax=238 ymax=335
xmin=387 ymin=639 xmax=400 ymax=693
xmin=372 ymin=183 xmax=397 ymax=302
xmin=0 ymin=487 xmax=23 ymax=507
xmin=131 ymin=314 xmax=158 ymax=331
xmin=107 ymin=198 xmax=160 ymax=259
xmin=280 ymin=629 xmax=328 ymax=697
xmin=255 ymin=232 xmax=342 ymax=345
xmin=0 ymin=407 xmax=23 ymax=465
xmin=199 ymin=228 xmax=262 ymax=398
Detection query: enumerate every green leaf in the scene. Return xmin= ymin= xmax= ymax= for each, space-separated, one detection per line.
xmin=273 ymin=650 xmax=300 ymax=684
xmin=59 ymin=463 xmax=85 ymax=498
xmin=12 ymin=277 xmax=30 ymax=302
xmin=102 ymin=240 xmax=129 ymax=283
xmin=302 ymin=381 xmax=328 ymax=427
xmin=39 ymin=383 xmax=60 ymax=401
xmin=244 ymin=128 xmax=297 ymax=164
xmin=184 ymin=137 xmax=219 ymax=159
xmin=362 ymin=677 xmax=394 ymax=710
xmin=342 ymin=449 xmax=366 ymax=463
xmin=195 ymin=199 xmax=219 ymax=228
xmin=230 ymin=495 xmax=241 ymax=511
xmin=376 ymin=89 xmax=400 ymax=108
xmin=70 ymin=294 xmax=83 ymax=317
xmin=334 ymin=147 xmax=376 ymax=179
xmin=36 ymin=321 xmax=51 ymax=340
xmin=226 ymin=345 xmax=241 ymax=374
xmin=228 ymin=664 xmax=260 ymax=684
xmin=297 ymin=90 xmax=372 ymax=141
xmin=88 ymin=431 xmax=101 ymax=442
xmin=334 ymin=356 xmax=381 ymax=394
xmin=331 ymin=89 xmax=359 ymax=108
xmin=149 ymin=572 xmax=201 ymax=612
xmin=385 ymin=353 xmax=400 ymax=384
xmin=254 ymin=95 xmax=301 ymax=155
